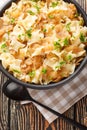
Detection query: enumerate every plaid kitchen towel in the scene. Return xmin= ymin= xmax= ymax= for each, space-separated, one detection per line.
xmin=25 ymin=64 xmax=87 ymax=123
xmin=0 ymin=0 xmax=87 ymax=123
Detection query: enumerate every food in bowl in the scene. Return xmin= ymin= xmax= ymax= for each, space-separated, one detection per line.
xmin=0 ymin=0 xmax=87 ymax=85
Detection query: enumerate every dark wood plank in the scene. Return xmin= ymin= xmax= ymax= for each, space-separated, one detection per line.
xmin=0 ymin=0 xmax=87 ymax=130
xmin=0 ymin=73 xmax=9 ymax=130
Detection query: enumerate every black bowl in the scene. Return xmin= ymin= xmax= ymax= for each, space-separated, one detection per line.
xmin=0 ymin=0 xmax=87 ymax=89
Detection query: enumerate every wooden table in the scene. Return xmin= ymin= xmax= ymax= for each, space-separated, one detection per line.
xmin=0 ymin=0 xmax=87 ymax=130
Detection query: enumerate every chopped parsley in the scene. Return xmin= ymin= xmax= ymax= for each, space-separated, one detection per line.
xmin=28 ymin=10 xmax=35 ymax=15
xmin=63 ymin=38 xmax=69 ymax=46
xmin=74 ymin=12 xmax=79 ymax=18
xmin=18 ymin=34 xmax=21 ymax=40
xmin=1 ymin=43 xmax=8 ymax=52
xmin=55 ymin=65 xmax=60 ymax=70
xmin=10 ymin=18 xmax=15 ymax=24
xmin=31 ymin=0 xmax=39 ymax=2
xmin=26 ymin=28 xmax=32 ymax=38
xmin=79 ymin=19 xmax=84 ymax=25
xmin=54 ymin=39 xmax=61 ymax=50
xmin=13 ymin=69 xmax=21 ymax=73
xmin=34 ymin=5 xmax=40 ymax=13
xmin=80 ymin=33 xmax=86 ymax=42
xmin=43 ymin=28 xmax=47 ymax=32
xmin=51 ymin=25 xmax=55 ymax=30
xmin=7 ymin=31 xmax=10 ymax=36
xmin=42 ymin=68 xmax=47 ymax=74
xmin=55 ymin=61 xmax=66 ymax=70
xmin=3 ymin=50 xmax=7 ymax=52
xmin=48 ymin=15 xmax=54 ymax=19
xmin=1 ymin=43 xmax=7 ymax=49
xmin=66 ymin=54 xmax=72 ymax=61
xmin=60 ymin=61 xmax=66 ymax=66
xmin=71 ymin=35 xmax=75 ymax=40
xmin=51 ymin=2 xmax=58 ymax=8
xmin=18 ymin=34 xmax=25 ymax=40
xmin=66 ymin=22 xmax=71 ymax=32
xmin=28 ymin=70 xmax=35 ymax=78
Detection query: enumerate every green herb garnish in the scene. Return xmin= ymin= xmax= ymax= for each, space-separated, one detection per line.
xmin=60 ymin=61 xmax=66 ymax=66
xmin=29 ymin=70 xmax=35 ymax=77
xmin=18 ymin=34 xmax=21 ymax=40
xmin=51 ymin=25 xmax=55 ymax=30
xmin=63 ymin=38 xmax=69 ymax=46
xmin=54 ymin=40 xmax=61 ymax=50
xmin=18 ymin=34 xmax=25 ymax=40
xmin=80 ymin=33 xmax=86 ymax=42
xmin=55 ymin=61 xmax=66 ymax=70
xmin=34 ymin=5 xmax=40 ymax=13
xmin=74 ymin=12 xmax=79 ymax=18
xmin=28 ymin=10 xmax=35 ymax=15
xmin=10 ymin=18 xmax=15 ymax=24
xmin=48 ymin=15 xmax=54 ymax=19
xmin=26 ymin=28 xmax=32 ymax=38
xmin=43 ymin=28 xmax=47 ymax=32
xmin=79 ymin=19 xmax=84 ymax=25
xmin=13 ymin=69 xmax=21 ymax=73
xmin=7 ymin=31 xmax=10 ymax=36
xmin=1 ymin=43 xmax=7 ymax=49
xmin=71 ymin=35 xmax=75 ymax=40
xmin=31 ymin=0 xmax=39 ymax=2
xmin=1 ymin=43 xmax=8 ymax=52
xmin=51 ymin=2 xmax=58 ymax=8
xmin=66 ymin=22 xmax=71 ymax=32
xmin=55 ymin=65 xmax=60 ymax=70
xmin=66 ymin=55 xmax=72 ymax=61
xmin=42 ymin=68 xmax=47 ymax=74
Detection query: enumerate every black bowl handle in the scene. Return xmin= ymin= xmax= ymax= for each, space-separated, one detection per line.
xmin=2 ymin=78 xmax=28 ymax=100
xmin=2 ymin=79 xmax=24 ymax=100
xmin=2 ymin=79 xmax=14 ymax=97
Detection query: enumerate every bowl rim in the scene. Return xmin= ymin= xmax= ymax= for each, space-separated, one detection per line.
xmin=0 ymin=0 xmax=87 ymax=89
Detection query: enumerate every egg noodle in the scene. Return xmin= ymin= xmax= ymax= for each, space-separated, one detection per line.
xmin=0 ymin=0 xmax=87 ymax=85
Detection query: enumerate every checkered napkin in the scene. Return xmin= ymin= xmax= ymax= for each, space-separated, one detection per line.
xmin=0 ymin=0 xmax=87 ymax=124
xmin=23 ymin=64 xmax=87 ymax=123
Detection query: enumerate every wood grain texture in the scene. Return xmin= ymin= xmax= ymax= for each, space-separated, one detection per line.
xmin=0 ymin=0 xmax=87 ymax=130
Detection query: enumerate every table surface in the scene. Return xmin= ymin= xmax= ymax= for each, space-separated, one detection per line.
xmin=0 ymin=0 xmax=87 ymax=130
